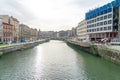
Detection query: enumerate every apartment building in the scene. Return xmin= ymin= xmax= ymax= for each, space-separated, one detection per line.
xmin=30 ymin=28 xmax=38 ymax=41
xmin=2 ymin=22 xmax=13 ymax=43
xmin=86 ymin=0 xmax=120 ymax=41
xmin=76 ymin=20 xmax=89 ymax=41
xmin=0 ymin=16 xmax=15 ymax=43
xmin=118 ymin=1 xmax=120 ymax=38
xmin=0 ymin=15 xmax=19 ymax=42
xmin=11 ymin=16 xmax=19 ymax=42
xmin=19 ymin=24 xmax=31 ymax=42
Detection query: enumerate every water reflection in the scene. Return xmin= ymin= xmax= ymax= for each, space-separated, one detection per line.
xmin=33 ymin=45 xmax=44 ymax=79
xmin=68 ymin=43 xmax=120 ymax=80
xmin=0 ymin=40 xmax=120 ymax=80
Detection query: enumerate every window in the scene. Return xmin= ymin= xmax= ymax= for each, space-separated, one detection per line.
xmin=104 ymin=10 xmax=107 ymax=13
xmin=108 ymin=20 xmax=112 ymax=24
xmin=95 ymin=24 xmax=96 ymax=27
xmin=89 ymin=25 xmax=91 ymax=28
xmin=102 ymin=33 xmax=105 ymax=38
xmin=88 ymin=29 xmax=89 ymax=32
xmin=100 ymin=27 xmax=103 ymax=31
xmin=87 ymin=30 xmax=89 ymax=32
xmin=94 ymin=29 xmax=96 ymax=32
xmin=87 ymin=25 xmax=89 ymax=28
xmin=108 ymin=8 xmax=112 ymax=12
xmin=92 ymin=29 xmax=94 ymax=32
xmin=108 ymin=26 xmax=111 ymax=30
xmin=97 ymin=28 xmax=99 ymax=31
xmin=108 ymin=14 xmax=112 ymax=18
xmin=88 ymin=29 xmax=90 ymax=32
xmin=97 ymin=18 xmax=100 ymax=21
xmin=104 ymin=21 xmax=107 ymax=25
xmin=95 ymin=19 xmax=96 ymax=22
xmin=97 ymin=23 xmax=100 ymax=26
xmin=92 ymin=24 xmax=94 ymax=27
xmin=104 ymin=15 xmax=107 ymax=19
xmin=100 ymin=16 xmax=103 ymax=20
xmin=100 ymin=22 xmax=103 ymax=26
xmin=88 ymin=30 xmax=90 ymax=32
xmin=104 ymin=27 xmax=107 ymax=30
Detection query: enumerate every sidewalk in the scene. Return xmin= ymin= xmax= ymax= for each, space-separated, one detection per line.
xmin=107 ymin=45 xmax=120 ymax=51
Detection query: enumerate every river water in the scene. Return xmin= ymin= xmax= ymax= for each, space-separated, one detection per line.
xmin=0 ymin=40 xmax=120 ymax=80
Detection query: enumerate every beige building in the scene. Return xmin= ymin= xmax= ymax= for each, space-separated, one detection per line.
xmin=30 ymin=28 xmax=38 ymax=41
xmin=0 ymin=15 xmax=19 ymax=42
xmin=11 ymin=16 xmax=19 ymax=42
xmin=19 ymin=24 xmax=31 ymax=42
xmin=19 ymin=24 xmax=39 ymax=42
xmin=76 ymin=20 xmax=89 ymax=41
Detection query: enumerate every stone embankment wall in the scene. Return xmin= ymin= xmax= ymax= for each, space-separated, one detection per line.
xmin=97 ymin=46 xmax=120 ymax=65
xmin=0 ymin=39 xmax=49 ymax=56
xmin=66 ymin=40 xmax=120 ymax=65
xmin=66 ymin=40 xmax=99 ymax=55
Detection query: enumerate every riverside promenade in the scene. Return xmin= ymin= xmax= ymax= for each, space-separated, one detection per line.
xmin=66 ymin=39 xmax=91 ymax=48
xmin=66 ymin=39 xmax=120 ymax=65
xmin=0 ymin=39 xmax=49 ymax=56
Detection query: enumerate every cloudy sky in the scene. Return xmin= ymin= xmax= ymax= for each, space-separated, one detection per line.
xmin=0 ymin=0 xmax=112 ymax=31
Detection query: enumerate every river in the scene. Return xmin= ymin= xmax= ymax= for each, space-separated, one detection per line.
xmin=0 ymin=40 xmax=120 ymax=80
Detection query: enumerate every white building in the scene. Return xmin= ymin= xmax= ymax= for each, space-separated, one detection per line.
xmin=86 ymin=1 xmax=119 ymax=41
xmin=118 ymin=6 xmax=120 ymax=38
xmin=76 ymin=20 xmax=89 ymax=42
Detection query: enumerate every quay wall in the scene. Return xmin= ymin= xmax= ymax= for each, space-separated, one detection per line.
xmin=0 ymin=39 xmax=49 ymax=56
xmin=66 ymin=40 xmax=120 ymax=65
xmin=97 ymin=46 xmax=120 ymax=65
xmin=66 ymin=40 xmax=99 ymax=55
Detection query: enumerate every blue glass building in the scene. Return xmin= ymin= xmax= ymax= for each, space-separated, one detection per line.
xmin=86 ymin=0 xmax=120 ymax=20
xmin=86 ymin=3 xmax=112 ymax=20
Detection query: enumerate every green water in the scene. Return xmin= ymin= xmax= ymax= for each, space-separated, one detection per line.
xmin=0 ymin=40 xmax=120 ymax=80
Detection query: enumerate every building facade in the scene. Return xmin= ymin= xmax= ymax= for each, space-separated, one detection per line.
xmin=0 ymin=15 xmax=19 ymax=42
xmin=0 ymin=19 xmax=2 ymax=42
xmin=37 ymin=29 xmax=41 ymax=40
xmin=11 ymin=16 xmax=19 ymax=42
xmin=58 ymin=31 xmax=69 ymax=39
xmin=68 ymin=28 xmax=76 ymax=38
xmin=40 ymin=31 xmax=57 ymax=39
xmin=118 ymin=1 xmax=120 ymax=38
xmin=86 ymin=0 xmax=120 ymax=41
xmin=19 ymin=24 xmax=31 ymax=42
xmin=0 ymin=16 xmax=16 ymax=43
xmin=30 ymin=28 xmax=38 ymax=41
xmin=76 ymin=20 xmax=89 ymax=41
xmin=2 ymin=22 xmax=13 ymax=43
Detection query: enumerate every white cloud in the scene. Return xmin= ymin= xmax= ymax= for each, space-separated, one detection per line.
xmin=0 ymin=0 xmax=112 ymax=31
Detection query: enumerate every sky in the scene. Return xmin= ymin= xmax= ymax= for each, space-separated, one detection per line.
xmin=0 ymin=0 xmax=112 ymax=31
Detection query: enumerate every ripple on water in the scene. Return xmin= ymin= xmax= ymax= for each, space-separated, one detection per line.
xmin=0 ymin=40 xmax=120 ymax=80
